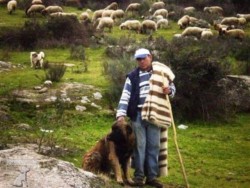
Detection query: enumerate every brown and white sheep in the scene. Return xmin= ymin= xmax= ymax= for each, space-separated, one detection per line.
xmin=30 ymin=51 xmax=45 ymax=69
xmin=220 ymin=29 xmax=245 ymax=40
xmin=7 ymin=0 xmax=17 ymax=14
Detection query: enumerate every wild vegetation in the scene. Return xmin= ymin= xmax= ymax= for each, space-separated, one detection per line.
xmin=0 ymin=0 xmax=250 ymax=187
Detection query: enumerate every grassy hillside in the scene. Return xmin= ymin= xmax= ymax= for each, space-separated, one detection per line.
xmin=0 ymin=2 xmax=250 ymax=188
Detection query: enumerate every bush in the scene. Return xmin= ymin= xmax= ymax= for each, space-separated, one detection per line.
xmin=45 ymin=64 xmax=67 ymax=82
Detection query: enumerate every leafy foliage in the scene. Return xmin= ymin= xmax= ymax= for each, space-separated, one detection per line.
xmin=45 ymin=64 xmax=67 ymax=82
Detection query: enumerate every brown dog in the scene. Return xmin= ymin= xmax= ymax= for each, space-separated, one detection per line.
xmin=82 ymin=120 xmax=135 ymax=185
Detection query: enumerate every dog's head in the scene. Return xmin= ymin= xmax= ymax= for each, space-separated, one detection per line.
xmin=107 ymin=120 xmax=135 ymax=145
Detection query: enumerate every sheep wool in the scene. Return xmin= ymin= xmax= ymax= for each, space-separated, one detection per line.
xmin=41 ymin=6 xmax=63 ymax=15
xmin=104 ymin=2 xmax=118 ymax=10
xmin=26 ymin=4 xmax=45 ymax=16
xmin=96 ymin=17 xmax=114 ymax=32
xmin=119 ymin=20 xmax=141 ymax=33
xmin=149 ymin=1 xmax=165 ymax=13
xmin=156 ymin=18 xmax=169 ymax=29
xmin=141 ymin=19 xmax=157 ymax=34
xmin=125 ymin=3 xmax=140 ymax=13
xmin=7 ymin=0 xmax=17 ymax=14
xmin=177 ymin=15 xmax=190 ymax=29
xmin=181 ymin=26 xmax=205 ymax=38
xmin=153 ymin=8 xmax=168 ymax=18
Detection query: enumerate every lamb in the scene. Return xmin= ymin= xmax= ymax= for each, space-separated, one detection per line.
xmin=156 ymin=18 xmax=168 ymax=29
xmin=141 ymin=19 xmax=157 ymax=34
xmin=153 ymin=8 xmax=168 ymax=18
xmin=41 ymin=6 xmax=63 ymax=15
xmin=203 ymin=6 xmax=223 ymax=15
xmin=30 ymin=51 xmax=45 ymax=69
xmin=181 ymin=26 xmax=205 ymax=38
xmin=119 ymin=20 xmax=141 ymax=34
xmin=220 ymin=29 xmax=245 ymax=40
xmin=26 ymin=4 xmax=45 ymax=17
xmin=149 ymin=1 xmax=165 ymax=13
xmin=104 ymin=2 xmax=118 ymax=10
xmin=125 ymin=3 xmax=140 ymax=14
xmin=7 ymin=0 xmax=17 ymax=14
xmin=96 ymin=17 xmax=114 ymax=32
xmin=201 ymin=29 xmax=213 ymax=40
xmin=177 ymin=15 xmax=190 ymax=29
xmin=111 ymin=9 xmax=124 ymax=21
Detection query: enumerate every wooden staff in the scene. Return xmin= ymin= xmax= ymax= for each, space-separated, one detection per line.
xmin=161 ymin=71 xmax=190 ymax=188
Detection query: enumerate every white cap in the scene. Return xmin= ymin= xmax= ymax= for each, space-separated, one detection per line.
xmin=134 ymin=48 xmax=150 ymax=59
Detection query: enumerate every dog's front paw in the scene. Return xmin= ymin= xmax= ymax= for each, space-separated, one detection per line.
xmin=116 ymin=178 xmax=124 ymax=185
xmin=126 ymin=178 xmax=134 ymax=185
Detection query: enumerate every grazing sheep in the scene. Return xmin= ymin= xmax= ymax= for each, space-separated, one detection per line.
xmin=220 ymin=29 xmax=245 ymax=40
xmin=104 ymin=2 xmax=118 ymax=10
xmin=7 ymin=0 xmax=17 ymax=14
xmin=149 ymin=1 xmax=165 ymax=13
xmin=49 ymin=12 xmax=77 ymax=19
xmin=79 ymin=12 xmax=90 ymax=23
xmin=125 ymin=3 xmax=140 ymax=14
xmin=111 ymin=9 xmax=124 ymax=21
xmin=41 ymin=6 xmax=63 ymax=15
xmin=26 ymin=4 xmax=45 ymax=17
xmin=101 ymin=9 xmax=114 ymax=17
xmin=92 ymin=9 xmax=104 ymax=22
xmin=189 ymin=18 xmax=211 ymax=28
xmin=31 ymin=0 xmax=43 ymax=4
xmin=30 ymin=51 xmax=45 ymax=69
xmin=236 ymin=13 xmax=250 ymax=22
xmin=96 ymin=17 xmax=114 ymax=32
xmin=153 ymin=8 xmax=168 ymax=18
xmin=141 ymin=19 xmax=157 ymax=34
xmin=204 ymin=6 xmax=223 ymax=15
xmin=156 ymin=18 xmax=168 ymax=29
xmin=119 ymin=20 xmax=141 ymax=34
xmin=183 ymin=6 xmax=196 ymax=15
xmin=201 ymin=29 xmax=213 ymax=40
xmin=177 ymin=15 xmax=190 ymax=29
xmin=220 ymin=17 xmax=240 ymax=26
xmin=214 ymin=23 xmax=230 ymax=31
xmin=181 ymin=26 xmax=205 ymax=38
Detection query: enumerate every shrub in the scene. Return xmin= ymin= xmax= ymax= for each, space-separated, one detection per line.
xmin=45 ymin=63 xmax=67 ymax=82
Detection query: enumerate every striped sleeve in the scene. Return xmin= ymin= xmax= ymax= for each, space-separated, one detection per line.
xmin=116 ymin=77 xmax=131 ymax=118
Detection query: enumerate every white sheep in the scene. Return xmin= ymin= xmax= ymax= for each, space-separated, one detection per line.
xmin=92 ymin=9 xmax=104 ymax=22
xmin=153 ymin=8 xmax=168 ymax=18
xmin=221 ymin=29 xmax=245 ymax=40
xmin=204 ymin=6 xmax=223 ymax=15
xmin=177 ymin=15 xmax=190 ymax=29
xmin=49 ymin=12 xmax=77 ymax=19
xmin=183 ymin=6 xmax=196 ymax=15
xmin=30 ymin=51 xmax=45 ymax=69
xmin=125 ymin=3 xmax=140 ymax=14
xmin=104 ymin=2 xmax=118 ymax=10
xmin=31 ymin=0 xmax=43 ymax=4
xmin=96 ymin=17 xmax=114 ymax=32
xmin=141 ymin=19 xmax=157 ymax=34
xmin=41 ymin=6 xmax=63 ymax=15
xmin=236 ymin=13 xmax=250 ymax=22
xmin=101 ymin=9 xmax=114 ymax=17
xmin=201 ymin=29 xmax=213 ymax=40
xmin=7 ymin=0 xmax=17 ymax=14
xmin=149 ymin=1 xmax=165 ymax=13
xmin=181 ymin=26 xmax=205 ymax=38
xmin=26 ymin=4 xmax=45 ymax=17
xmin=119 ymin=20 xmax=141 ymax=34
xmin=79 ymin=12 xmax=90 ymax=23
xmin=156 ymin=18 xmax=168 ymax=29
xmin=111 ymin=9 xmax=124 ymax=21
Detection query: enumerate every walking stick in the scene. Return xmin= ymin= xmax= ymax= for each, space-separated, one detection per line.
xmin=161 ymin=71 xmax=190 ymax=188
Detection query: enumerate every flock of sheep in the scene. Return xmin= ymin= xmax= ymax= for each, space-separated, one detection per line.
xmin=3 ymin=0 xmax=250 ymax=68
xmin=4 ymin=0 xmax=250 ymax=40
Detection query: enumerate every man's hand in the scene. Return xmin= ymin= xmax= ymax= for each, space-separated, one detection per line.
xmin=162 ymin=86 xmax=172 ymax=95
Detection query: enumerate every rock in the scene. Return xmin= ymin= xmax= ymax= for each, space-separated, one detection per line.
xmin=93 ymin=92 xmax=102 ymax=100
xmin=0 ymin=146 xmax=105 ymax=188
xmin=38 ymin=87 xmax=48 ymax=94
xmin=75 ymin=105 xmax=86 ymax=112
xmin=0 ymin=61 xmax=12 ymax=68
